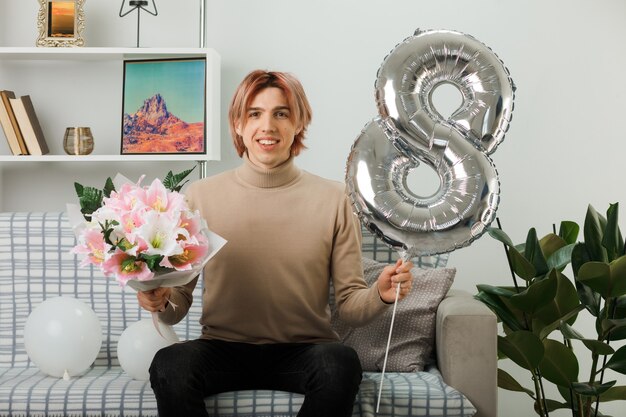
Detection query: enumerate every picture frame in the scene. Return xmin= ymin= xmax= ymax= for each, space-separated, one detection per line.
xmin=121 ymin=57 xmax=207 ymax=155
xmin=36 ymin=0 xmax=85 ymax=47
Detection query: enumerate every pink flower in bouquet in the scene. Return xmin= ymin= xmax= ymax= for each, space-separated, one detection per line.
xmin=71 ymin=228 xmax=110 ymax=267
xmin=102 ymin=249 xmax=154 ymax=284
xmin=179 ymin=209 xmax=205 ymax=238
xmin=161 ymin=237 xmax=209 ymax=271
xmin=143 ymin=178 xmax=186 ymax=214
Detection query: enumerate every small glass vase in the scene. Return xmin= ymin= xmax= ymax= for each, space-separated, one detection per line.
xmin=63 ymin=127 xmax=94 ymax=155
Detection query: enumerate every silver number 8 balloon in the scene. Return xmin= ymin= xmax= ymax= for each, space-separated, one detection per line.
xmin=346 ymin=29 xmax=516 ymax=257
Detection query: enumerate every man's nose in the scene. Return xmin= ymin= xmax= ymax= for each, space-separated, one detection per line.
xmin=260 ymin=115 xmax=276 ymax=132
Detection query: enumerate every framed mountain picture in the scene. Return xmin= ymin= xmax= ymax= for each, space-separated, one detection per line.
xmin=121 ymin=57 xmax=206 ymax=155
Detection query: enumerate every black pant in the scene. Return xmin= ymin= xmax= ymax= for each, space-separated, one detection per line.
xmin=149 ymin=339 xmax=362 ymax=417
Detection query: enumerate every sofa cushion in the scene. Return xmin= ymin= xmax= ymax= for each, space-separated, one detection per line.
xmin=332 ymin=258 xmax=456 ymax=372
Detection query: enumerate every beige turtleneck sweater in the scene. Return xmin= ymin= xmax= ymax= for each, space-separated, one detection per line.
xmin=159 ymin=155 xmax=388 ymax=344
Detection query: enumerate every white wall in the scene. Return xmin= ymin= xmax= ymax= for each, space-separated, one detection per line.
xmin=1 ymin=1 xmax=626 ymax=416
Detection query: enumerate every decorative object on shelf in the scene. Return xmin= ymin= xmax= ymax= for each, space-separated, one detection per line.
xmin=121 ymin=57 xmax=207 ymax=155
xmin=119 ymin=0 xmax=158 ymax=48
xmin=63 ymin=126 xmax=94 ymax=155
xmin=8 ymin=95 xmax=49 ymax=155
xmin=0 ymin=90 xmax=28 ymax=155
xmin=36 ymin=0 xmax=85 ymax=47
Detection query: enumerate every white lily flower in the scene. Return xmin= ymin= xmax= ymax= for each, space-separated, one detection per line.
xmin=133 ymin=211 xmax=184 ymax=257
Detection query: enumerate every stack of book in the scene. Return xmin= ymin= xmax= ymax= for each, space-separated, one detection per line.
xmin=0 ymin=90 xmax=50 ymax=155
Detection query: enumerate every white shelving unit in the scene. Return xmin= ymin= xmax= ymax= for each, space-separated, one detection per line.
xmin=0 ymin=46 xmax=221 ymax=210
xmin=0 ymin=46 xmax=221 ymax=163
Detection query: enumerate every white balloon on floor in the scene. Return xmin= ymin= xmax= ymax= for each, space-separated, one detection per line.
xmin=24 ymin=296 xmax=102 ymax=379
xmin=117 ymin=318 xmax=179 ymax=381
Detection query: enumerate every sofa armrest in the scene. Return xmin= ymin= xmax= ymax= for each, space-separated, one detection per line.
xmin=436 ymin=289 xmax=497 ymax=417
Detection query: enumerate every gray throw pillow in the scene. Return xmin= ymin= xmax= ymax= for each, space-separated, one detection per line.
xmin=330 ymin=257 xmax=456 ymax=372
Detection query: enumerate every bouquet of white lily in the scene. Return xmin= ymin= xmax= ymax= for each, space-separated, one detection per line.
xmin=68 ymin=168 xmax=226 ymax=291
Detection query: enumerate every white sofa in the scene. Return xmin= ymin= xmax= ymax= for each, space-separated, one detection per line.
xmin=0 ymin=212 xmax=496 ymax=417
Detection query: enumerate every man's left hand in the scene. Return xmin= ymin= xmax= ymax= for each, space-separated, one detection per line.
xmin=377 ymin=259 xmax=414 ymax=303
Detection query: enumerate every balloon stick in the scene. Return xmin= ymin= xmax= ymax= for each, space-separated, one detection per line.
xmin=376 ymin=281 xmax=400 ymax=412
xmin=376 ymin=252 xmax=409 ymax=413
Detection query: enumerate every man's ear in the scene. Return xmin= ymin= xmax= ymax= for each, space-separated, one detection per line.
xmin=235 ymin=121 xmax=242 ymax=136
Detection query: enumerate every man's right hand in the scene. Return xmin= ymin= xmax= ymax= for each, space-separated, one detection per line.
xmin=137 ymin=287 xmax=172 ymax=312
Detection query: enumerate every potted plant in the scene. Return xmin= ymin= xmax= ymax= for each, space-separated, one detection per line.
xmin=475 ymin=203 xmax=626 ymax=416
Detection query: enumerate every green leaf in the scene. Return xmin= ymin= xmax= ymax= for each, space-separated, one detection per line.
xmin=539 ymin=339 xmax=579 ymax=387
xmin=616 ymin=295 xmax=626 ymax=316
xmin=603 ymin=203 xmax=624 ymax=262
xmin=497 ymin=368 xmax=534 ymax=396
xmin=510 ymin=271 xmax=558 ymax=314
xmin=559 ymin=322 xmax=585 ymax=340
xmin=601 ymin=317 xmax=626 ymax=340
xmin=542 ymin=398 xmax=571 ymax=412
xmin=140 ymin=254 xmax=164 ymax=271
xmin=102 ymin=224 xmax=116 ymax=246
xmin=580 ymin=339 xmax=615 ymax=356
xmin=103 ymin=177 xmax=116 ymax=198
xmin=539 ymin=233 xmax=567 ymax=262
xmin=605 ymin=345 xmax=626 ymax=375
xmin=572 ymin=242 xmax=591 ymax=279
xmin=546 ymin=243 xmax=576 ymax=272
xmin=498 ymin=331 xmax=544 ymax=370
xmin=475 ymin=290 xmax=524 ymax=332
xmin=533 ymin=270 xmax=581 ymax=333
xmin=571 ymin=380 xmax=616 ymax=396
xmin=487 ymin=227 xmax=515 ymax=247
xmin=578 ymin=258 xmax=626 ymax=298
xmin=525 ymin=228 xmax=549 ymax=277
xmin=509 ymin=246 xmax=536 ymax=281
xmin=609 ymin=296 xmax=626 ymax=340
xmin=578 ymin=261 xmax=610 ymax=297
xmin=476 ymin=284 xmax=516 ymax=298
xmin=73 ymin=177 xmax=120 ymax=220
xmin=163 ymin=166 xmax=196 ymax=192
xmin=598 ymin=385 xmax=626 ymax=401
xmin=609 ymin=256 xmax=626 ymax=297
xmin=77 ymin=186 xmax=104 ymax=220
xmin=74 ymin=182 xmax=84 ymax=197
xmin=539 ymin=305 xmax=585 ymax=340
xmin=576 ymin=279 xmax=602 ymax=317
xmin=584 ymin=204 xmax=608 ymax=263
xmin=487 ymin=227 xmax=536 ymax=280
xmin=559 ymin=220 xmax=580 ymax=245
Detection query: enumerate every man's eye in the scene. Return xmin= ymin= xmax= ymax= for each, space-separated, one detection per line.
xmin=248 ymin=111 xmax=260 ymax=118
xmin=276 ymin=111 xmax=289 ymax=118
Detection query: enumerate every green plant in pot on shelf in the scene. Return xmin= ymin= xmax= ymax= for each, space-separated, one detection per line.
xmin=475 ymin=203 xmax=626 ymax=417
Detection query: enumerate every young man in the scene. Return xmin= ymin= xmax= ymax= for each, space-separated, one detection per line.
xmin=138 ymin=70 xmax=414 ymax=417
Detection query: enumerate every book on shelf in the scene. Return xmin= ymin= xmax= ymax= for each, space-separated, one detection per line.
xmin=8 ymin=95 xmax=49 ymax=156
xmin=0 ymin=90 xmax=29 ymax=155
